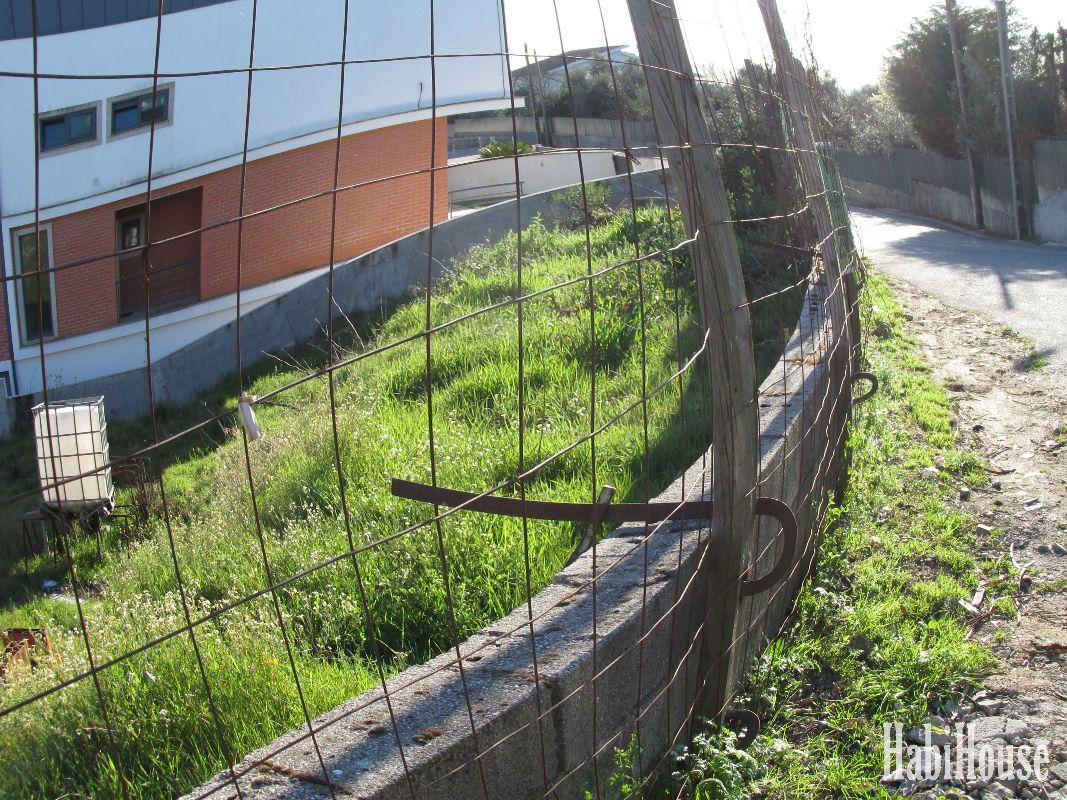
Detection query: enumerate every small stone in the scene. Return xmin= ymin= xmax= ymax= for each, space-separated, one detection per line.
xmin=1038 ymin=545 xmax=1052 ymax=554
xmin=924 ymin=466 xmax=941 ymax=478
xmin=960 ymin=487 xmax=972 ymax=500
xmin=1002 ymin=718 xmax=1031 ymax=740
xmin=975 ymin=699 xmax=1004 ymax=715
xmin=331 ymin=770 xmax=343 ymax=778
xmin=992 ymin=481 xmax=1004 ymax=491
xmin=977 ymin=524 xmax=994 ymax=535
xmin=968 ymin=716 xmax=1011 ymax=742
xmin=908 ymin=723 xmax=953 ymax=746
xmin=968 ymin=778 xmax=989 ymax=791
xmin=982 ymin=784 xmax=1014 ymax=800
xmin=1052 ymin=544 xmax=1067 ymax=556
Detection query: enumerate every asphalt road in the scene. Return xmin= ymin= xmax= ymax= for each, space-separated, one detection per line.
xmin=852 ymin=208 xmax=1067 ymax=380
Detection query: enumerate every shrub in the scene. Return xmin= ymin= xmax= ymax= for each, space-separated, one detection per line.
xmin=478 ymin=139 xmax=535 ymax=158
xmin=551 ymin=182 xmax=613 ymax=230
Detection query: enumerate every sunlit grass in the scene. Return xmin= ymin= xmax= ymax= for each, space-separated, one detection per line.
xmin=0 ymin=206 xmax=805 ymax=799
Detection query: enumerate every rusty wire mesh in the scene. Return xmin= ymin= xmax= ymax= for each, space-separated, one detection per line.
xmin=0 ymin=0 xmax=864 ymax=797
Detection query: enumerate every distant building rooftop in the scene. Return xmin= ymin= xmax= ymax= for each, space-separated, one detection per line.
xmin=511 ymin=44 xmax=637 ymax=83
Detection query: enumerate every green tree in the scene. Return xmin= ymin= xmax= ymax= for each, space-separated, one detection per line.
xmin=885 ymin=5 xmax=1066 ymax=157
xmin=885 ymin=5 xmax=1001 ymax=156
xmin=519 ymin=60 xmax=653 ymax=120
xmin=819 ymin=78 xmax=919 ymax=156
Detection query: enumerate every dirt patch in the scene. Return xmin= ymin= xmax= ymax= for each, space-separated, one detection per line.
xmin=892 ymin=278 xmax=1067 ymax=799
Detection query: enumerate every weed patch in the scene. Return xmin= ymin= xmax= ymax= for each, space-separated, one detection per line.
xmin=0 ymin=207 xmax=803 ymax=799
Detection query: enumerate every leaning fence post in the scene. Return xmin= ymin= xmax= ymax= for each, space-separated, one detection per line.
xmin=625 ymin=0 xmax=759 ymax=722
xmin=816 ymin=142 xmax=858 ymax=273
xmin=757 ymin=0 xmax=862 ymax=367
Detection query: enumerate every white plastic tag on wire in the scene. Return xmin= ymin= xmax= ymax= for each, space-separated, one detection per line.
xmin=238 ymin=395 xmax=262 ymax=441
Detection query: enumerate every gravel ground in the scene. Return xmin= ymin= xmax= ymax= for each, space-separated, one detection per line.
xmin=885 ymin=279 xmax=1067 ymax=800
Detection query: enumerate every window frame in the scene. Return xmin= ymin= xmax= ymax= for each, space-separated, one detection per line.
xmin=36 ymin=102 xmax=100 ymax=155
xmin=10 ymin=224 xmax=59 ymax=345
xmin=107 ymin=84 xmax=175 ymax=141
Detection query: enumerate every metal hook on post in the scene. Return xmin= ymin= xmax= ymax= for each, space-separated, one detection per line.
xmin=850 ymin=371 xmax=879 ymax=405
xmin=741 ymin=497 xmax=798 ymax=596
xmin=723 ymin=708 xmax=762 ymax=749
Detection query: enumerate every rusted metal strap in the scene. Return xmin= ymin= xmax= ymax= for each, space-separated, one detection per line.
xmin=741 ymin=497 xmax=798 ymax=596
xmin=851 ymin=371 xmax=879 ymax=404
xmin=393 ymin=479 xmax=797 ymax=592
xmin=390 ymin=478 xmax=714 ymax=525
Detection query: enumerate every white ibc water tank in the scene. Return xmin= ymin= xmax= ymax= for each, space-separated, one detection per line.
xmin=32 ymin=398 xmax=113 ymax=512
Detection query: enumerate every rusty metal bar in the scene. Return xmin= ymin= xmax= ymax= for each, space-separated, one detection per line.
xmin=391 ymin=478 xmax=713 ymax=524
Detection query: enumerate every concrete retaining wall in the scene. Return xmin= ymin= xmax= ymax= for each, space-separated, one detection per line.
xmin=448 ymin=150 xmax=621 ymax=205
xmin=911 ymin=180 xmax=973 ymax=229
xmin=182 ymin=272 xmax=847 ymax=800
xmin=842 ymin=178 xmax=913 ymax=214
xmin=1033 ymin=186 xmax=1067 ymax=244
xmin=449 ymin=116 xmax=660 ymax=156
xmin=1 ymin=170 xmax=670 ymax=429
xmin=839 ymin=143 xmax=1067 ymax=244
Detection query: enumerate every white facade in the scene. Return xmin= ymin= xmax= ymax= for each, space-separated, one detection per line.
xmin=448 ymin=149 xmax=662 ymax=206
xmin=0 ymin=0 xmax=511 ymax=397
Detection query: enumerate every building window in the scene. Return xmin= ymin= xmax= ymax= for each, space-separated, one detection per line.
xmin=11 ymin=227 xmax=58 ymax=343
xmin=38 ymin=105 xmax=97 ymax=152
xmin=116 ymin=188 xmax=202 ymax=320
xmin=109 ymin=87 xmax=171 ymax=137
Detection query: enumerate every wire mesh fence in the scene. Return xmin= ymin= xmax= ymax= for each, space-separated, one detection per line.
xmin=0 ymin=0 xmax=865 ymax=797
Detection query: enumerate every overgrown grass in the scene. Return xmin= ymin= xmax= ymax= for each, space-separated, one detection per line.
xmin=0 ymin=206 xmax=803 ymax=799
xmin=664 ymin=272 xmax=1005 ymax=799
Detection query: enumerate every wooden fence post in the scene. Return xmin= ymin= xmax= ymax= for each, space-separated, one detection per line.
xmin=625 ymin=0 xmax=759 ymax=721
xmin=757 ymin=0 xmax=862 ymax=366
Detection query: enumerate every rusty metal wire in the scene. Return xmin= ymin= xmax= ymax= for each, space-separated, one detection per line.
xmin=0 ymin=1 xmax=864 ymax=797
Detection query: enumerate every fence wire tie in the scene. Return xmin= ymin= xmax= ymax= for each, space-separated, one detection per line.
xmin=740 ymin=498 xmax=798 ymax=596
xmin=850 ymin=371 xmax=879 ymax=405
xmin=567 ymin=485 xmax=617 ymax=567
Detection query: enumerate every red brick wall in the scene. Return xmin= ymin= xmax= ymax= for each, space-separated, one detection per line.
xmin=10 ymin=117 xmax=449 ymax=343
xmin=45 ymin=205 xmax=118 ymax=338
xmin=201 ymin=117 xmax=449 ymax=299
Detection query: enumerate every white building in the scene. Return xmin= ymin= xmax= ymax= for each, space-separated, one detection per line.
xmin=0 ymin=0 xmax=511 ymax=398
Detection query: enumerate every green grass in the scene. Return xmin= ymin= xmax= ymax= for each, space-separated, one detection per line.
xmin=999 ymin=325 xmax=1049 ymax=371
xmin=659 ymin=272 xmax=1005 ymax=799
xmin=0 ymin=206 xmax=804 ymax=800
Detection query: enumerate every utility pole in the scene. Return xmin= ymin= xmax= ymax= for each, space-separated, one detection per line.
xmin=945 ymin=0 xmax=984 ymax=230
xmin=523 ymin=45 xmax=544 ymax=147
xmin=532 ymin=49 xmax=553 ymax=147
xmin=994 ymin=0 xmax=1029 ymax=239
